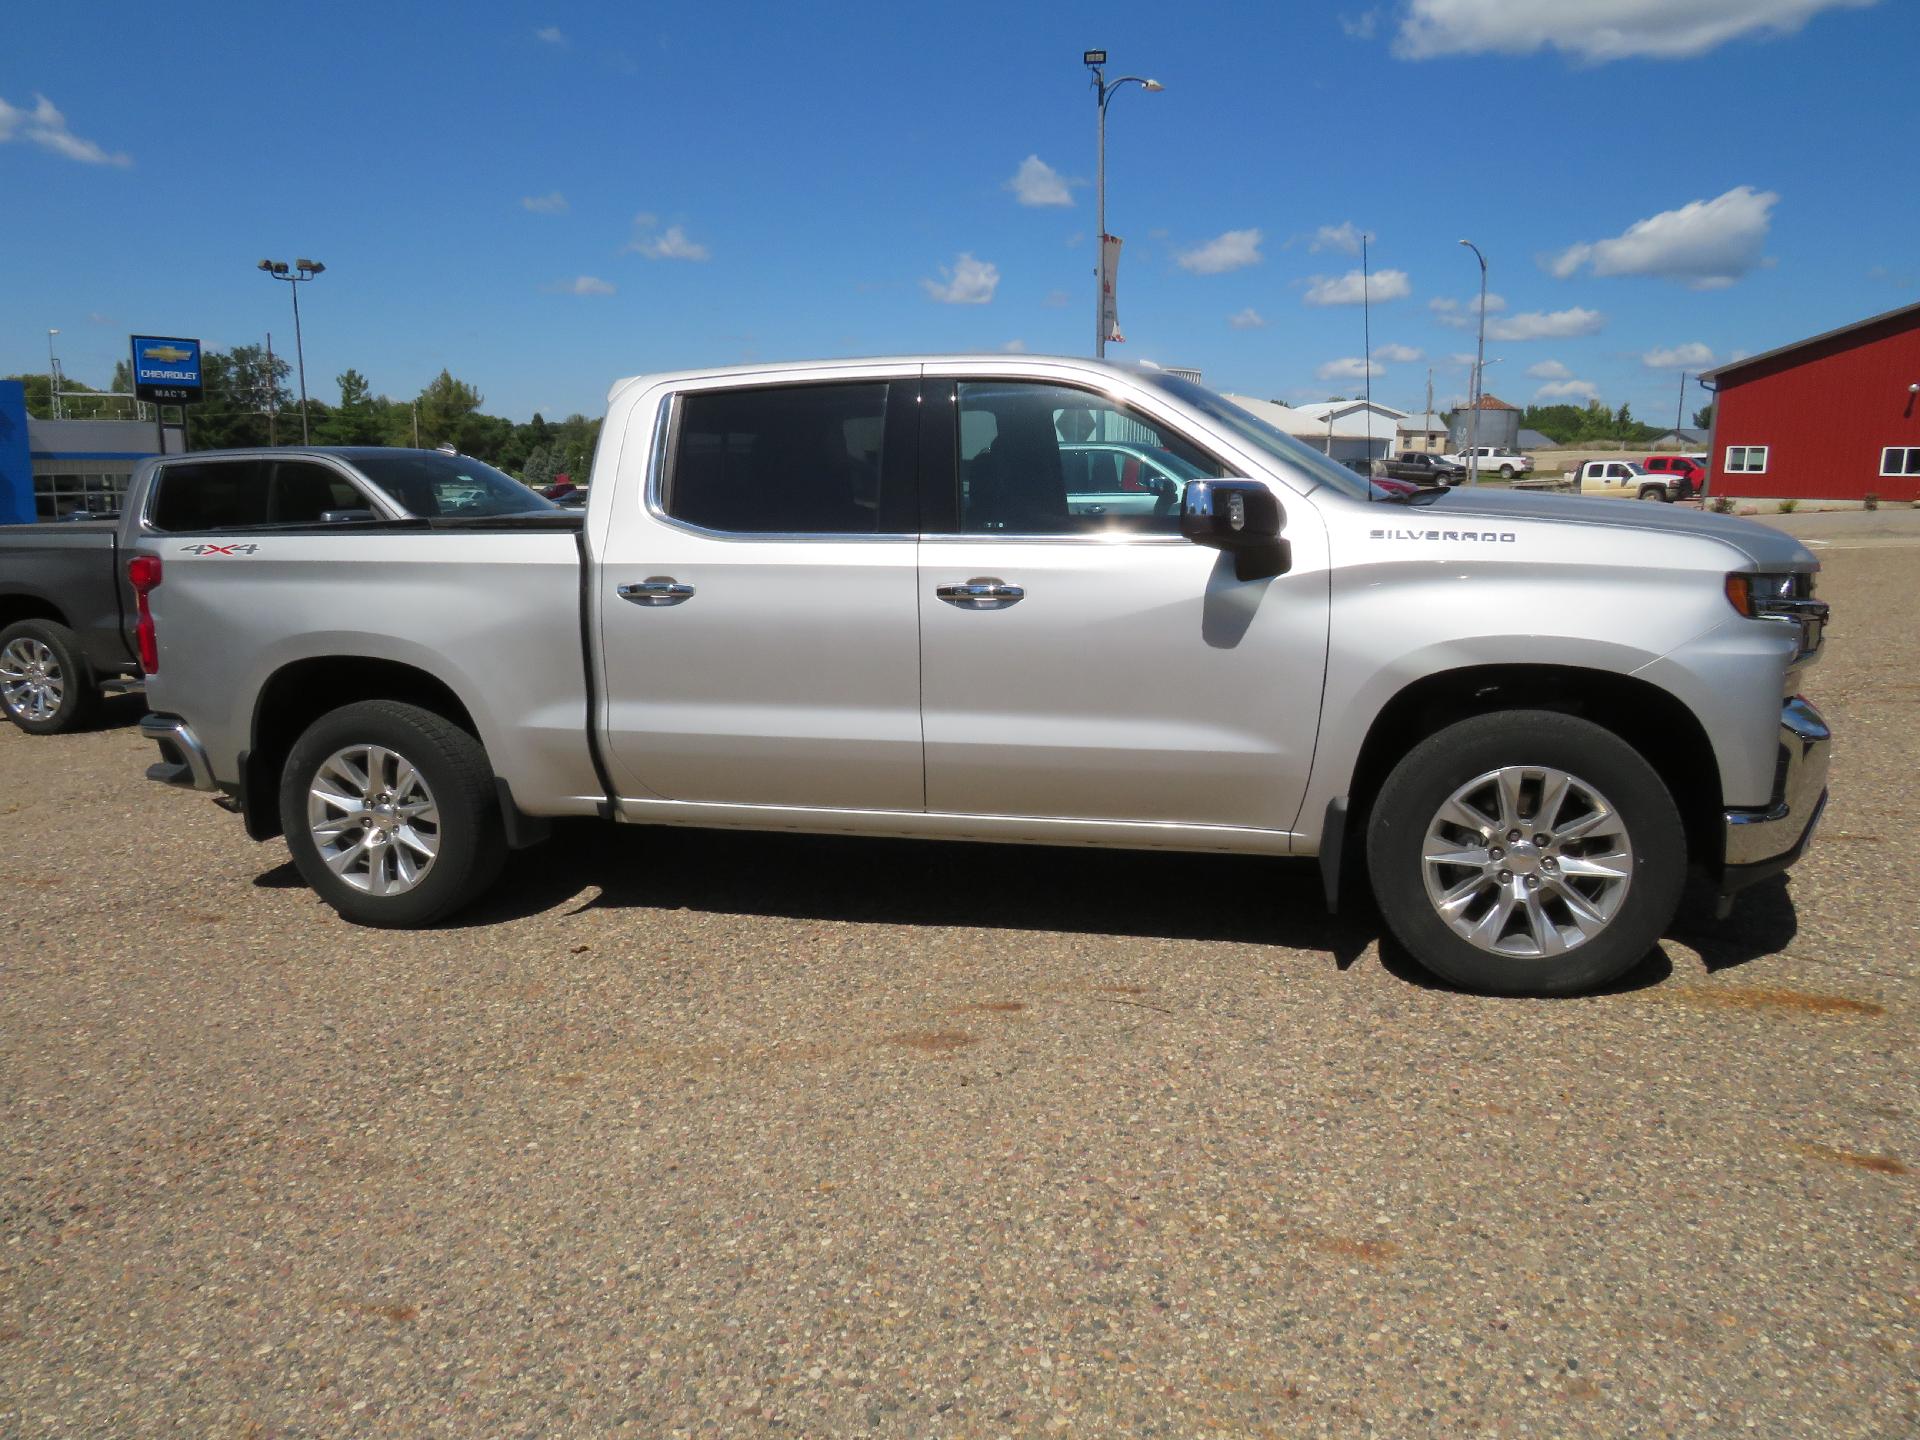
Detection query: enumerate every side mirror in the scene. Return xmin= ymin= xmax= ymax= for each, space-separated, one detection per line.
xmin=1181 ymin=479 xmax=1291 ymax=581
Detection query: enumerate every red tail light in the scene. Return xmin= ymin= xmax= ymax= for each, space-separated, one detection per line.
xmin=128 ymin=555 xmax=161 ymax=674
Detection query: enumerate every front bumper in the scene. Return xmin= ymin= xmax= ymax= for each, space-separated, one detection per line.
xmin=139 ymin=713 xmax=219 ymax=792
xmin=1718 ymin=697 xmax=1830 ymax=899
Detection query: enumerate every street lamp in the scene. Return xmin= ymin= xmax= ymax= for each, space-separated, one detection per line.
xmin=257 ymin=257 xmax=326 ymax=442
xmin=1086 ymin=51 xmax=1162 ymax=360
xmin=46 ymin=328 xmax=61 ymax=421
xmin=1459 ymin=239 xmax=1488 ymax=486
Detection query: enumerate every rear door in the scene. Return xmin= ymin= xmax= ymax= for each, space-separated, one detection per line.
xmin=597 ymin=370 xmax=926 ymax=811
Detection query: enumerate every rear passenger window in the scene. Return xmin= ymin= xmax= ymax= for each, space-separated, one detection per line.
xmin=269 ymin=462 xmax=369 ymax=523
xmin=666 ymin=383 xmax=890 ymax=534
xmin=149 ymin=460 xmax=272 ymax=531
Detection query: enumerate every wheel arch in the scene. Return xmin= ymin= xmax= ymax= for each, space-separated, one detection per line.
xmin=1345 ymin=663 xmax=1723 ymax=872
xmin=243 ymin=656 xmax=480 ymax=841
xmin=0 ymin=591 xmax=71 ymax=631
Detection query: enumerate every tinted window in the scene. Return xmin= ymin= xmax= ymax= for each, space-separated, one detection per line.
xmin=348 ymin=452 xmax=553 ymax=518
xmin=667 ymin=383 xmax=889 ymax=534
xmin=954 ymin=382 xmax=1226 ymax=535
xmin=270 ymin=461 xmax=370 ymax=523
xmin=149 ymin=460 xmax=273 ymax=531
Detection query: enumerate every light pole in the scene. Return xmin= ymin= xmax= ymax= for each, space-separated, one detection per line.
xmin=46 ymin=329 xmax=62 ymax=420
xmin=1086 ymin=51 xmax=1162 ymax=360
xmin=257 ymin=257 xmax=325 ymax=442
xmin=1459 ymin=239 xmax=1488 ymax=486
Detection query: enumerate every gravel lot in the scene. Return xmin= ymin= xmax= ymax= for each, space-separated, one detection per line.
xmin=3 ymin=517 xmax=1915 ymax=1438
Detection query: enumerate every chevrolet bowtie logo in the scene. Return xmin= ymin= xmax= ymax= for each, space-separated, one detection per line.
xmin=141 ymin=344 xmax=193 ymax=363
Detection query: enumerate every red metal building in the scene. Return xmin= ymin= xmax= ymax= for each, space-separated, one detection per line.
xmin=1701 ymin=299 xmax=1920 ymax=502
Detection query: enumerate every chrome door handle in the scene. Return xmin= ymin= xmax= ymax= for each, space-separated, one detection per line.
xmin=617 ymin=577 xmax=695 ymax=606
xmin=936 ymin=577 xmax=1024 ymax=609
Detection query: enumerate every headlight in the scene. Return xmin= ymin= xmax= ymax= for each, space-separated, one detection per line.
xmin=1724 ymin=572 xmax=1803 ymax=617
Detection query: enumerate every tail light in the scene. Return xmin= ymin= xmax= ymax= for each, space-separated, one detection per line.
xmin=128 ymin=554 xmax=162 ymax=673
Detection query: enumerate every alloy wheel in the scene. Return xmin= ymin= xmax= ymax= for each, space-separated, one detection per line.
xmin=0 ymin=638 xmax=63 ymax=722
xmin=306 ymin=744 xmax=441 ymax=897
xmin=1420 ymin=764 xmax=1633 ymax=958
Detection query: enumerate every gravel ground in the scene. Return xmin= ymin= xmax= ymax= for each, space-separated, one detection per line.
xmin=2 ymin=537 xmax=1915 ymax=1438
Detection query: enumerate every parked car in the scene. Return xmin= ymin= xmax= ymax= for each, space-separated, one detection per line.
xmin=1642 ymin=455 xmax=1705 ymax=498
xmin=0 ymin=516 xmax=144 ymax=733
xmin=1383 ymin=451 xmax=1466 ymax=485
xmin=1447 ymin=446 xmax=1534 ymax=478
xmin=131 ymin=356 xmax=1829 ymax=997
xmin=1058 ymin=441 xmax=1203 ymax=519
xmin=1569 ymin=459 xmax=1691 ymax=502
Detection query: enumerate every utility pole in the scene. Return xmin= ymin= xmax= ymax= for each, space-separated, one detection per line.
xmin=1425 ymin=366 xmax=1435 ymax=449
xmin=1459 ymin=239 xmax=1489 ymax=486
xmin=1085 ymin=51 xmax=1163 ymax=359
xmin=47 ymin=329 xmax=62 ymax=420
xmin=1675 ymin=371 xmax=1687 ymax=442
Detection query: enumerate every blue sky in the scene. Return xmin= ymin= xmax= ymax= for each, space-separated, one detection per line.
xmin=2 ymin=0 xmax=1911 ymax=424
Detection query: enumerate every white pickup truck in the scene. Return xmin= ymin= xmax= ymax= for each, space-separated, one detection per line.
xmin=131 ymin=356 xmax=1831 ymax=996
xmin=1447 ymin=446 xmax=1534 ymax=478
xmin=1569 ymin=459 xmax=1693 ymax=503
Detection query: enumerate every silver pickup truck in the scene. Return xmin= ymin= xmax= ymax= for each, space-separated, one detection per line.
xmin=133 ymin=357 xmax=1831 ymax=996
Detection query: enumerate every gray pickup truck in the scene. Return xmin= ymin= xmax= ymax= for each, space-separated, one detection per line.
xmin=0 ymin=518 xmax=145 ymax=733
xmin=131 ymin=357 xmax=1832 ymax=996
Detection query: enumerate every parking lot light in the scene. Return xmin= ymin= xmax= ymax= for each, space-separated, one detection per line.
xmin=258 ymin=256 xmax=325 ymax=443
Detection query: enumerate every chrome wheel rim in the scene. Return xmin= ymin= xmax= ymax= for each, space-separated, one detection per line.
xmin=0 ymin=638 xmax=63 ymax=722
xmin=307 ymin=744 xmax=441 ymax=896
xmin=1421 ymin=765 xmax=1633 ymax=959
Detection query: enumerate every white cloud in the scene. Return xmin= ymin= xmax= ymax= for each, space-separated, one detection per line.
xmin=549 ymin=275 xmax=614 ymax=296
xmin=625 ymin=218 xmax=711 ymax=261
xmin=1429 ymin=292 xmax=1507 ymax=326
xmin=1544 ymin=186 xmax=1777 ymax=289
xmin=1643 ymin=341 xmax=1715 ymax=368
xmin=1177 ymin=229 xmax=1264 ymax=275
xmin=535 ymin=26 xmax=566 ymax=44
xmin=0 ymin=93 xmax=131 ymax=166
xmin=1393 ymin=0 xmax=1876 ymax=63
xmin=1310 ymin=221 xmax=1364 ymax=255
xmin=1526 ymin=359 xmax=1572 ymax=379
xmin=1005 ymin=154 xmax=1075 ymax=207
xmin=1341 ymin=10 xmax=1382 ymax=40
xmin=1486 ymin=307 xmax=1605 ymax=341
xmin=1318 ymin=357 xmax=1384 ymax=381
xmin=922 ymin=253 xmax=1000 ymax=305
xmin=1536 ymin=378 xmax=1601 ymax=401
xmin=1229 ymin=307 xmax=1267 ymax=330
xmin=1042 ymin=289 xmax=1071 ymax=309
xmin=521 ymin=191 xmax=568 ymax=214
xmin=1001 ymin=339 xmax=1028 ymax=353
xmin=1304 ymin=268 xmax=1411 ymax=306
xmin=1447 ymin=352 xmax=1477 ymax=367
xmin=1376 ymin=342 xmax=1423 ymax=362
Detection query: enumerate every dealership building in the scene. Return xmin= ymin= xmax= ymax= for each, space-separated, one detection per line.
xmin=0 ymin=380 xmax=181 ymax=524
xmin=1702 ymin=299 xmax=1920 ymax=503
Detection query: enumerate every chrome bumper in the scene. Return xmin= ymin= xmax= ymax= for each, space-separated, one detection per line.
xmin=139 ymin=714 xmax=219 ymax=792
xmin=1723 ymin=697 xmax=1830 ymax=870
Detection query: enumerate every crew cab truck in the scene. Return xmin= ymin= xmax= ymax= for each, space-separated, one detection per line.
xmin=1570 ymin=458 xmax=1692 ymax=502
xmin=132 ymin=357 xmax=1831 ymax=997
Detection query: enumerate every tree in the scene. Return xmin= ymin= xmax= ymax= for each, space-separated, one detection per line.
xmin=317 ymin=368 xmax=385 ymax=445
xmin=1693 ymin=401 xmax=1715 ymax=430
xmin=521 ymin=446 xmax=558 ymax=489
xmin=415 ymin=370 xmax=487 ymax=452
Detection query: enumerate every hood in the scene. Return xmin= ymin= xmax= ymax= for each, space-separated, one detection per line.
xmin=1405 ymin=487 xmax=1817 ymax=569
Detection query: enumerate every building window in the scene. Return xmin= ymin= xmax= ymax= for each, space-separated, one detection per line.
xmin=32 ymin=472 xmax=129 ymax=521
xmin=1724 ymin=445 xmax=1769 ymax=475
xmin=1880 ymin=446 xmax=1920 ymax=477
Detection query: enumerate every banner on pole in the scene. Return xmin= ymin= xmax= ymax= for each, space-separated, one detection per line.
xmin=1101 ymin=235 xmax=1124 ymax=344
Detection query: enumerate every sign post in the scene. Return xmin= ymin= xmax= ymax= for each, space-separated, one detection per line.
xmin=130 ymin=336 xmax=203 ymax=457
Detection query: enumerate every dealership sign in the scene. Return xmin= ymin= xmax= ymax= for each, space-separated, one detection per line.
xmin=130 ymin=335 xmax=203 ymax=404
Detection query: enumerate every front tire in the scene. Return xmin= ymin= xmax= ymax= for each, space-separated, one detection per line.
xmin=0 ymin=620 xmax=99 ymax=734
xmin=1365 ymin=711 xmax=1685 ymax=996
xmin=280 ymin=699 xmax=505 ymax=927
xmin=1638 ymin=486 xmax=1670 ymax=502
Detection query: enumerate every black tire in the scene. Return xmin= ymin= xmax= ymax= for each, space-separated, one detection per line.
xmin=0 ymin=619 xmax=100 ymax=735
xmin=279 ymin=699 xmax=506 ymax=927
xmin=1365 ymin=710 xmax=1685 ymax=996
xmin=1638 ymin=486 xmax=1670 ymax=503
xmin=1499 ymin=465 xmax=1516 ymax=478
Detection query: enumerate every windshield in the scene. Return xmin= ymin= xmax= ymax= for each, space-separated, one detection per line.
xmin=1140 ymin=371 xmax=1373 ymax=499
xmin=347 ymin=451 xmax=556 ymax=518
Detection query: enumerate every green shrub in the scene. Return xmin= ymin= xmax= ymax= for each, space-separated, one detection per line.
xmin=1777 ymin=498 xmax=1799 ymax=514
xmin=1710 ymin=496 xmax=1734 ymax=514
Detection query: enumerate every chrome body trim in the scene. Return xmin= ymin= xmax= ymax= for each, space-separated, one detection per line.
xmin=1723 ymin=697 xmax=1831 ymax=867
xmin=139 ymin=713 xmax=219 ymax=791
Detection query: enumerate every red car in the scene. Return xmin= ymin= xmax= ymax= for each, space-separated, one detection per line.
xmin=1641 ymin=455 xmax=1705 ymax=497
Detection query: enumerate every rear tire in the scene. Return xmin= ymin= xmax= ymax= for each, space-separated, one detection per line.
xmin=0 ymin=619 xmax=99 ymax=735
xmin=280 ymin=699 xmax=505 ymax=927
xmin=1499 ymin=465 xmax=1516 ymax=478
xmin=1365 ymin=710 xmax=1685 ymax=996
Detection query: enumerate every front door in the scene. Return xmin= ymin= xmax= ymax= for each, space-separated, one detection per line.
xmin=598 ymin=372 xmax=925 ymax=811
xmin=916 ymin=376 xmax=1330 ymax=834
